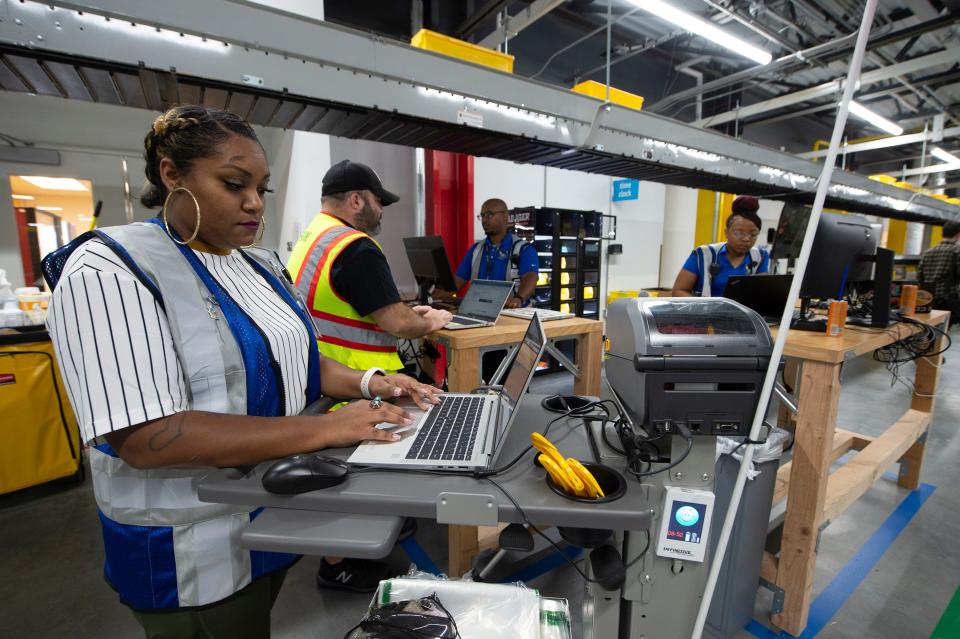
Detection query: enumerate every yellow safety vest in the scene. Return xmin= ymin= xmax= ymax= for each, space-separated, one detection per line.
xmin=287 ymin=212 xmax=402 ymax=372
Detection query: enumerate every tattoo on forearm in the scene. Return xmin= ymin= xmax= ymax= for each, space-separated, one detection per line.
xmin=149 ymin=412 xmax=186 ymax=451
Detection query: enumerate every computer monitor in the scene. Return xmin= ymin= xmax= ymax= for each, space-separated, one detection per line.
xmin=800 ymin=212 xmax=879 ymax=300
xmin=402 ymin=236 xmax=458 ymax=304
xmin=771 ymin=202 xmax=811 ymax=261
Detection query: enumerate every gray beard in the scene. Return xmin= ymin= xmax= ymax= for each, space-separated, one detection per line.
xmin=357 ymin=203 xmax=382 ymax=236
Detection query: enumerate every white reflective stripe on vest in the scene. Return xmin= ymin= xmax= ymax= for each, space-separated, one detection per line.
xmin=295 ymin=224 xmax=355 ymax=299
xmin=312 ymin=315 xmax=397 ymax=349
xmin=697 ymin=243 xmax=762 ymax=297
xmin=90 ymin=448 xmax=249 ymax=526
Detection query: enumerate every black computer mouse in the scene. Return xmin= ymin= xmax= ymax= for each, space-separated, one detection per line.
xmin=261 ymin=454 xmax=349 ymax=494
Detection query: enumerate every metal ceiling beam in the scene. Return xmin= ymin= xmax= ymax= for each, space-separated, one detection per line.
xmin=1 ymin=0 xmax=958 ymax=223
xmin=455 ymin=0 xmax=510 ymax=39
xmin=477 ymin=0 xmax=564 ymax=49
xmin=894 ymin=163 xmax=960 ymax=177
xmin=799 ymin=126 xmax=960 ymax=159
xmin=650 ymin=13 xmax=959 ymax=114
xmin=693 ymin=49 xmax=960 ymax=128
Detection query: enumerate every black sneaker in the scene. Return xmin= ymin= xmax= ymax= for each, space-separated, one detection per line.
xmin=316 ymin=558 xmax=399 ymax=593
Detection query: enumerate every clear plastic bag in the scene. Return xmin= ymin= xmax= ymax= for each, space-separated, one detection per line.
xmin=368 ymin=572 xmax=541 ymax=639
xmin=716 ymin=426 xmax=791 ymax=479
xmin=540 ymin=597 xmax=572 ymax=639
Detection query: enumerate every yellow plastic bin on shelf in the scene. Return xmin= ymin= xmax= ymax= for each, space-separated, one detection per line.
xmin=0 ymin=328 xmax=82 ymax=494
xmin=869 ymin=174 xmax=898 ymax=185
xmin=410 ymin=29 xmax=514 ymax=73
xmin=607 ymin=290 xmax=639 ymax=305
xmin=571 ymin=80 xmax=645 ymax=111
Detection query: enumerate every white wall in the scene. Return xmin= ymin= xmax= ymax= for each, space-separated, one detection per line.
xmin=609 ymin=181 xmax=666 ymax=291
xmin=473 ymin=157 xmax=669 ymax=307
xmin=659 ymin=186 xmax=700 ymax=289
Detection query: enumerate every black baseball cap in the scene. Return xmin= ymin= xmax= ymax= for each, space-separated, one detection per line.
xmin=321 ymin=159 xmax=399 ymax=206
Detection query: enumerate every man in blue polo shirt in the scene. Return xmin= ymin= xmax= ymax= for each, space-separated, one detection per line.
xmin=454 ymin=198 xmax=539 ymax=308
xmin=671 ymin=195 xmax=770 ymax=297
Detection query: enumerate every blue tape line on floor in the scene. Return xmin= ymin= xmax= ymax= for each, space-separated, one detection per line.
xmin=745 ymin=482 xmax=936 ymax=639
xmin=499 ymin=545 xmax=582 ymax=584
xmin=399 ymin=537 xmax=443 ymax=576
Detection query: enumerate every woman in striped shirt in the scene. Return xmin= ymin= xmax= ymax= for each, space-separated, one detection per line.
xmin=45 ymin=105 xmax=440 ymax=638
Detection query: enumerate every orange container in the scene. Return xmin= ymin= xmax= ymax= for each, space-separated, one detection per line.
xmin=826 ymin=300 xmax=848 ymax=336
xmin=900 ymin=284 xmax=918 ymax=316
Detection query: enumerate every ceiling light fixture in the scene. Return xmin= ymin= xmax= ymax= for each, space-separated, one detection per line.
xmin=931 ymin=147 xmax=960 ymax=165
xmin=10 ymin=194 xmax=35 ymax=200
xmin=625 ymin=0 xmax=772 ymax=65
xmin=847 ymin=101 xmax=904 ymax=136
xmin=19 ymin=176 xmax=89 ymax=191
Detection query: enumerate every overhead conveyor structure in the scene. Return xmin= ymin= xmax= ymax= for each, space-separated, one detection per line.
xmin=0 ymin=0 xmax=957 ymax=223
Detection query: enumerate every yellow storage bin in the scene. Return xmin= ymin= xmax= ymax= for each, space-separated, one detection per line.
xmin=584 ymin=286 xmax=595 ymax=300
xmin=1 ymin=331 xmax=82 ymax=494
xmin=537 ymin=272 xmax=550 ymax=287
xmin=560 ymin=303 xmax=571 ymax=314
xmin=869 ymin=174 xmax=898 ymax=185
xmin=947 ymin=198 xmax=960 ymax=206
xmin=411 ymin=29 xmax=514 ymax=73
xmin=894 ymin=180 xmax=917 ymax=191
xmin=572 ymin=80 xmax=644 ymax=111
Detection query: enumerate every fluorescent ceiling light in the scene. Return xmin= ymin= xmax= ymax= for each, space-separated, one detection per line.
xmin=19 ymin=176 xmax=89 ymax=191
xmin=10 ymin=194 xmax=35 ymax=200
xmin=847 ymin=101 xmax=904 ymax=135
xmin=931 ymin=147 xmax=960 ymax=165
xmin=625 ymin=0 xmax=772 ymax=65
xmin=36 ymin=206 xmax=63 ymax=211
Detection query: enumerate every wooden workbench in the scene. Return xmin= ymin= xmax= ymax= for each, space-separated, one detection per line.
xmin=763 ymin=311 xmax=948 ymax=636
xmin=429 ymin=315 xmax=605 ymax=576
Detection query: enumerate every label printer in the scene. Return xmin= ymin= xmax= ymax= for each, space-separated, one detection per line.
xmin=606 ymin=297 xmax=775 ymax=437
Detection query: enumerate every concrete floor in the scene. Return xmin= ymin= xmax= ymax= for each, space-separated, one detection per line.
xmin=1 ymin=354 xmax=958 ymax=639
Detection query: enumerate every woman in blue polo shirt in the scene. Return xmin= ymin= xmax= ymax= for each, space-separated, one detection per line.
xmin=672 ymin=195 xmax=770 ymax=297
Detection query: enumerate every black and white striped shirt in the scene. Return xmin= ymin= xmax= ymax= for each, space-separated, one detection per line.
xmin=47 ymin=239 xmax=311 ymax=443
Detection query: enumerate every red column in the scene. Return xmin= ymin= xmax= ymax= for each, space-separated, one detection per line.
xmin=423 ymin=151 xmax=474 ymax=388
xmin=424 ymin=150 xmax=474 ymax=271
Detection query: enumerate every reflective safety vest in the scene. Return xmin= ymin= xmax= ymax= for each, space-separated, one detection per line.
xmin=42 ymin=221 xmax=322 ymax=610
xmin=468 ymin=232 xmax=531 ymax=285
xmin=695 ymin=242 xmax=764 ymax=297
xmin=287 ymin=212 xmax=403 ymax=372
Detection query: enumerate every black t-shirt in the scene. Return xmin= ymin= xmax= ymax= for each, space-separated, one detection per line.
xmin=330 ymin=238 xmax=402 ymax=317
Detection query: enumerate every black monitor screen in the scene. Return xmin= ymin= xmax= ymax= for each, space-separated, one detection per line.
xmin=800 ymin=212 xmax=878 ymax=300
xmin=402 ymin=236 xmax=457 ymax=292
xmin=771 ymin=203 xmax=812 ymax=261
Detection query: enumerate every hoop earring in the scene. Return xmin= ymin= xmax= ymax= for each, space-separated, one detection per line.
xmin=241 ymin=215 xmax=266 ymax=249
xmin=161 ymin=186 xmax=201 ymax=245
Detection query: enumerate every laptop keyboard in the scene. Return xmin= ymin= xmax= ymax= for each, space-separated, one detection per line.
xmin=450 ymin=316 xmax=487 ymax=325
xmin=406 ymin=396 xmax=485 ymax=461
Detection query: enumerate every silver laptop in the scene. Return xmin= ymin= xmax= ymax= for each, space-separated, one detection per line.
xmin=348 ymin=314 xmax=546 ymax=470
xmin=444 ymin=279 xmax=514 ymax=330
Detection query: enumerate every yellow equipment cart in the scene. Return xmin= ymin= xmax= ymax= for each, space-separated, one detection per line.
xmin=0 ymin=327 xmax=83 ymax=494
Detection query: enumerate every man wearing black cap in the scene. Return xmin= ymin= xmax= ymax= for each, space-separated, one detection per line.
xmin=671 ymin=195 xmax=770 ymax=297
xmin=286 ymin=160 xmax=451 ymax=591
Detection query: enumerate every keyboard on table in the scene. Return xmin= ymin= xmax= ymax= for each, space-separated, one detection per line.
xmin=405 ymin=395 xmax=485 ymax=461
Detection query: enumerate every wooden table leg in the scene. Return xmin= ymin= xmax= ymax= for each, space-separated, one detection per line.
xmin=772 ymin=360 xmax=841 ymax=636
xmin=445 ymin=346 xmax=481 ymax=576
xmin=573 ymin=330 xmax=602 ymax=396
xmin=778 ymin=358 xmax=800 ymax=431
xmin=899 ymin=321 xmax=947 ymax=490
xmin=447 ymin=347 xmax=481 ymax=393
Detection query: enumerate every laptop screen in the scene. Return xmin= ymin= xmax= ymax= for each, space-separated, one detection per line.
xmin=458 ymin=280 xmax=514 ymax=321
xmin=501 ymin=314 xmax=546 ymax=410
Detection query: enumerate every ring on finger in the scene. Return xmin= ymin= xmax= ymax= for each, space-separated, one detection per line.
xmin=369 ymin=396 xmax=382 ymax=410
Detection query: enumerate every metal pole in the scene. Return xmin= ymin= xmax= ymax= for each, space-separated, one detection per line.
xmin=689 ymin=1 xmax=880 ymax=637
xmin=605 ymin=0 xmax=612 ymax=102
